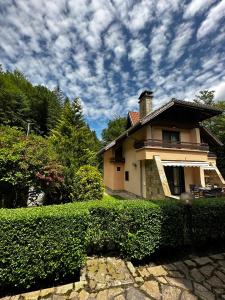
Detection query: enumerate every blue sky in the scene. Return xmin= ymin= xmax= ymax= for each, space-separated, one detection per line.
xmin=1 ymin=0 xmax=225 ymax=137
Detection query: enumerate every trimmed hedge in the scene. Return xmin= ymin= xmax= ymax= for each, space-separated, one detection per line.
xmin=1 ymin=196 xmax=225 ymax=291
xmin=191 ymin=198 xmax=225 ymax=243
xmin=0 ymin=205 xmax=89 ymax=291
xmin=88 ymin=200 xmax=185 ymax=259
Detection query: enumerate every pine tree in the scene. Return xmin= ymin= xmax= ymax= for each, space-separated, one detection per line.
xmin=50 ymin=97 xmax=100 ymax=199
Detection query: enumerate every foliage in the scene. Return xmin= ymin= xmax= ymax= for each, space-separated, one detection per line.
xmin=88 ymin=199 xmax=184 ymax=259
xmin=193 ymin=90 xmax=225 ymax=176
xmin=194 ymin=90 xmax=215 ymax=106
xmin=0 ymin=68 xmax=62 ymax=135
xmin=50 ymin=98 xmax=101 ymax=199
xmin=0 ymin=126 xmax=63 ymax=207
xmin=2 ymin=196 xmax=225 ymax=291
xmin=191 ymin=198 xmax=225 ymax=243
xmin=102 ymin=116 xmax=126 ymax=145
xmin=73 ymin=165 xmax=104 ymax=201
xmin=0 ymin=205 xmax=88 ymax=291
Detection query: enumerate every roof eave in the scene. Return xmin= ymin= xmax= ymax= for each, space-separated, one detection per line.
xmin=98 ymin=121 xmax=141 ymax=155
xmin=200 ymin=125 xmax=223 ymax=147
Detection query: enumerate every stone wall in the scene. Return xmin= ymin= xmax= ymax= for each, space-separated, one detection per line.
xmin=145 ymin=159 xmax=165 ymax=199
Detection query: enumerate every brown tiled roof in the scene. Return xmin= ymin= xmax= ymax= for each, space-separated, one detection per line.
xmin=129 ymin=111 xmax=139 ymax=125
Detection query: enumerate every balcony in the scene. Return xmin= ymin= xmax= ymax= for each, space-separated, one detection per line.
xmin=208 ymin=152 xmax=217 ymax=159
xmin=134 ymin=139 xmax=209 ymax=151
xmin=110 ymin=157 xmax=125 ymax=163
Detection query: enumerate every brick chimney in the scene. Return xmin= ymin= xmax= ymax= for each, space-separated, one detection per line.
xmin=138 ymin=90 xmax=153 ymax=119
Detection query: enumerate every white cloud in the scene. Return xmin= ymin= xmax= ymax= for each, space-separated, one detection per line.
xmin=197 ymin=1 xmax=225 ymax=39
xmin=128 ymin=39 xmax=148 ymax=69
xmin=168 ymin=22 xmax=193 ymax=64
xmin=127 ymin=1 xmax=154 ymax=32
xmin=214 ymin=81 xmax=225 ymax=100
xmin=104 ymin=24 xmax=126 ymax=59
xmin=150 ymin=19 xmax=171 ymax=67
xmin=183 ymin=0 xmax=215 ymax=19
xmin=54 ymin=35 xmax=71 ymax=50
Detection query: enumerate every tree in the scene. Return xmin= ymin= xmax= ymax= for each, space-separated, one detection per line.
xmin=194 ymin=90 xmax=215 ymax=106
xmin=0 ymin=68 xmax=62 ymax=136
xmin=102 ymin=116 xmax=126 ymax=145
xmin=50 ymin=98 xmax=100 ymax=200
xmin=193 ymin=90 xmax=225 ymax=177
xmin=0 ymin=126 xmax=63 ymax=207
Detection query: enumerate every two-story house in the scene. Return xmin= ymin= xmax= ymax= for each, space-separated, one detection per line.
xmin=100 ymin=90 xmax=225 ymax=199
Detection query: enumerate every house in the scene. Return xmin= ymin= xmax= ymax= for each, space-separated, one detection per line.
xmin=99 ymin=90 xmax=225 ymax=199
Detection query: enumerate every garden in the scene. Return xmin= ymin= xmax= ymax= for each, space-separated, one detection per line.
xmin=1 ymin=69 xmax=225 ymax=296
xmin=1 ymin=194 xmax=225 ymax=294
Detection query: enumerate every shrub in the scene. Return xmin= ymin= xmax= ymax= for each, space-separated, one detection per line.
xmin=0 ymin=204 xmax=89 ymax=291
xmin=88 ymin=200 xmax=185 ymax=259
xmin=74 ymin=165 xmax=104 ymax=201
xmin=1 ymin=196 xmax=225 ymax=292
xmin=0 ymin=126 xmax=64 ymax=208
xmin=191 ymin=198 xmax=225 ymax=243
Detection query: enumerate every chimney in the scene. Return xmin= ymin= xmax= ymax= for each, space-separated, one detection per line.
xmin=138 ymin=90 xmax=153 ymax=119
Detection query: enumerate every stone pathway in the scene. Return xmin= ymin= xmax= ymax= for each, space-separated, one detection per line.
xmin=2 ymin=253 xmax=225 ymax=300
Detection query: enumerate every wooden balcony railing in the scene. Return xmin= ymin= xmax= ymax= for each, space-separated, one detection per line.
xmin=134 ymin=139 xmax=209 ymax=151
xmin=110 ymin=157 xmax=125 ymax=163
xmin=208 ymin=152 xmax=217 ymax=158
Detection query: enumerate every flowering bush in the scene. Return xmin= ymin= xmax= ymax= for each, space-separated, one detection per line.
xmin=0 ymin=126 xmax=63 ymax=207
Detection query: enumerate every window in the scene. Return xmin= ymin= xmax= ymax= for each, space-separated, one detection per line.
xmin=117 ymin=167 xmax=120 ymax=171
xmin=162 ymin=130 xmax=180 ymax=143
xmin=125 ymin=171 xmax=129 ymax=181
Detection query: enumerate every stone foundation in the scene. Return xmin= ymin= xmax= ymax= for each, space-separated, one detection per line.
xmin=145 ymin=159 xmax=165 ymax=199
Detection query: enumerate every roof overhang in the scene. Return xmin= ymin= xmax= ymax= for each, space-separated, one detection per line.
xmin=200 ymin=126 xmax=223 ymax=146
xmin=142 ymin=99 xmax=223 ymax=126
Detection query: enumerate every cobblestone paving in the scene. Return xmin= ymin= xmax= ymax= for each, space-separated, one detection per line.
xmin=2 ymin=253 xmax=225 ymax=300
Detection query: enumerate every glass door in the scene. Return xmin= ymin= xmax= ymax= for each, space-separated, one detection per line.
xmin=165 ymin=166 xmax=185 ymax=195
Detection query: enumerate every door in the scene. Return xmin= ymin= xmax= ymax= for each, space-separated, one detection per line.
xmin=165 ymin=166 xmax=185 ymax=195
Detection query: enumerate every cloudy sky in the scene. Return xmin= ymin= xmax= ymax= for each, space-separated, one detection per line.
xmin=1 ymin=0 xmax=225 ymax=136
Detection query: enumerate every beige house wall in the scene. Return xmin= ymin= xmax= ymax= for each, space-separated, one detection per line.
xmin=103 ymin=149 xmax=125 ymax=191
xmin=113 ymin=163 xmax=125 ymax=190
xmin=151 ymin=126 xmax=201 ymax=143
xmin=184 ymin=167 xmax=202 ymax=192
xmin=123 ymin=128 xmax=147 ymax=197
xmin=103 ymin=149 xmax=114 ymax=190
xmin=136 ymin=147 xmax=209 ymax=161
xmin=184 ymin=168 xmax=194 ymax=192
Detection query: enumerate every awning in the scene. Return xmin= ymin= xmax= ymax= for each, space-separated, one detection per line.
xmin=162 ymin=161 xmax=214 ymax=168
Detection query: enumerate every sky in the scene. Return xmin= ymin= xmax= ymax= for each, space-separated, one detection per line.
xmin=1 ymin=0 xmax=225 ymax=137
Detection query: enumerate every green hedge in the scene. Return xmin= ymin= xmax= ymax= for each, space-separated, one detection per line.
xmin=0 ymin=205 xmax=89 ymax=291
xmin=88 ymin=200 xmax=185 ymax=259
xmin=191 ymin=198 xmax=225 ymax=243
xmin=1 ymin=197 xmax=225 ymax=291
